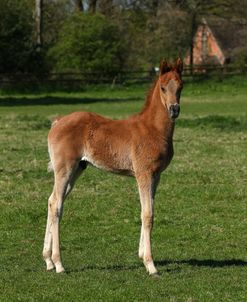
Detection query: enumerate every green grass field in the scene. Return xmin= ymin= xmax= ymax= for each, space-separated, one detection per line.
xmin=0 ymin=76 xmax=246 ymax=301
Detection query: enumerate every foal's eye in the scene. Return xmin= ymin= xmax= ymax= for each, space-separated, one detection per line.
xmin=161 ymin=86 xmax=166 ymax=93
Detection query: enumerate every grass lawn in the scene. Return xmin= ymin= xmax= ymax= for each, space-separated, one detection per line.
xmin=0 ymin=76 xmax=246 ymax=301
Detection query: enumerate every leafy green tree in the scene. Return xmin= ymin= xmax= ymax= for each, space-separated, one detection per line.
xmin=75 ymin=0 xmax=84 ymax=11
xmin=145 ymin=2 xmax=191 ymax=67
xmin=0 ymin=0 xmax=35 ymax=73
xmin=42 ymin=0 xmax=69 ymax=46
xmin=48 ymin=13 xmax=125 ymax=74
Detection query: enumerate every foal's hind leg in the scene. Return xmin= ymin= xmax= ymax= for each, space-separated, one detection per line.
xmin=43 ymin=173 xmax=68 ymax=273
xmin=43 ymin=188 xmax=56 ymax=271
xmin=43 ymin=161 xmax=86 ymax=272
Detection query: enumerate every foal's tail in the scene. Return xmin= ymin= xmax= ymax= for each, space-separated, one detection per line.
xmin=47 ymin=161 xmax=54 ymax=173
xmin=47 ymin=116 xmax=62 ymax=173
xmin=51 ymin=115 xmax=63 ymax=128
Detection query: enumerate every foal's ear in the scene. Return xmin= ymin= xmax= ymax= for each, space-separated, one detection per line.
xmin=175 ymin=57 xmax=183 ymax=74
xmin=160 ymin=59 xmax=170 ymax=75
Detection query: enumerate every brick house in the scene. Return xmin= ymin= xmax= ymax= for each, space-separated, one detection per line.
xmin=184 ymin=18 xmax=227 ymax=66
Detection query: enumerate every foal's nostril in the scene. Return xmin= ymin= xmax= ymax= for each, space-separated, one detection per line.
xmin=174 ymin=103 xmax=180 ymax=111
xmin=175 ymin=104 xmax=180 ymax=114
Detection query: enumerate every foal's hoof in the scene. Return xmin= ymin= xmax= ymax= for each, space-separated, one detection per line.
xmin=150 ymin=272 xmax=161 ymax=279
xmin=46 ymin=259 xmax=55 ymax=271
xmin=47 ymin=265 xmax=55 ymax=272
xmin=144 ymin=261 xmax=158 ymax=276
xmin=56 ymin=268 xmax=65 ymax=274
xmin=55 ymin=264 xmax=65 ymax=274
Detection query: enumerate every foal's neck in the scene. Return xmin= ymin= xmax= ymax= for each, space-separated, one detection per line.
xmin=140 ymin=81 xmax=175 ymax=141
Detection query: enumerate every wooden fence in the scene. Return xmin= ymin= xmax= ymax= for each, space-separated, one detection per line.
xmin=0 ymin=65 xmax=246 ymax=87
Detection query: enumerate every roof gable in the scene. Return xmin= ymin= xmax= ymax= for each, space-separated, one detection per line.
xmin=185 ymin=18 xmax=225 ymax=65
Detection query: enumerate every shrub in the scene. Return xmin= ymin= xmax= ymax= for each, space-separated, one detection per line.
xmin=48 ymin=13 xmax=125 ymax=75
xmin=231 ymin=46 xmax=247 ymax=71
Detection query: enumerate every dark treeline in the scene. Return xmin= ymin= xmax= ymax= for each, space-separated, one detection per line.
xmin=0 ymin=0 xmax=246 ymax=75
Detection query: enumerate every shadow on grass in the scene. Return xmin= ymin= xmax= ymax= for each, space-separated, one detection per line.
xmin=156 ymin=258 xmax=247 ymax=268
xmin=0 ymin=96 xmax=140 ymax=107
xmin=65 ymin=258 xmax=247 ymax=274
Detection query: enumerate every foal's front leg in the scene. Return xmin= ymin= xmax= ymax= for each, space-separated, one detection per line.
xmin=136 ymin=174 xmax=158 ymax=275
xmin=138 ymin=174 xmax=160 ymax=261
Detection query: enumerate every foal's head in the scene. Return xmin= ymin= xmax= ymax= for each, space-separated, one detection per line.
xmin=159 ymin=58 xmax=183 ymax=119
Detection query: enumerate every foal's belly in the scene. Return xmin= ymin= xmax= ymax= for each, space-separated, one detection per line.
xmin=81 ymin=154 xmax=134 ymax=176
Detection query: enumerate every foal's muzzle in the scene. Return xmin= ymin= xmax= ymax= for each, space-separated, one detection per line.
xmin=169 ymin=103 xmax=180 ymax=119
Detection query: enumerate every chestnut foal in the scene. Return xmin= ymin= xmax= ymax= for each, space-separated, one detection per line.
xmin=43 ymin=58 xmax=183 ymax=275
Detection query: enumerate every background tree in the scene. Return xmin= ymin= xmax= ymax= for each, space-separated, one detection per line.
xmin=42 ymin=0 xmax=69 ymax=46
xmin=75 ymin=0 xmax=84 ymax=11
xmin=36 ymin=0 xmax=44 ymax=51
xmin=88 ymin=0 xmax=98 ymax=13
xmin=0 ymin=0 xmax=34 ymax=73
